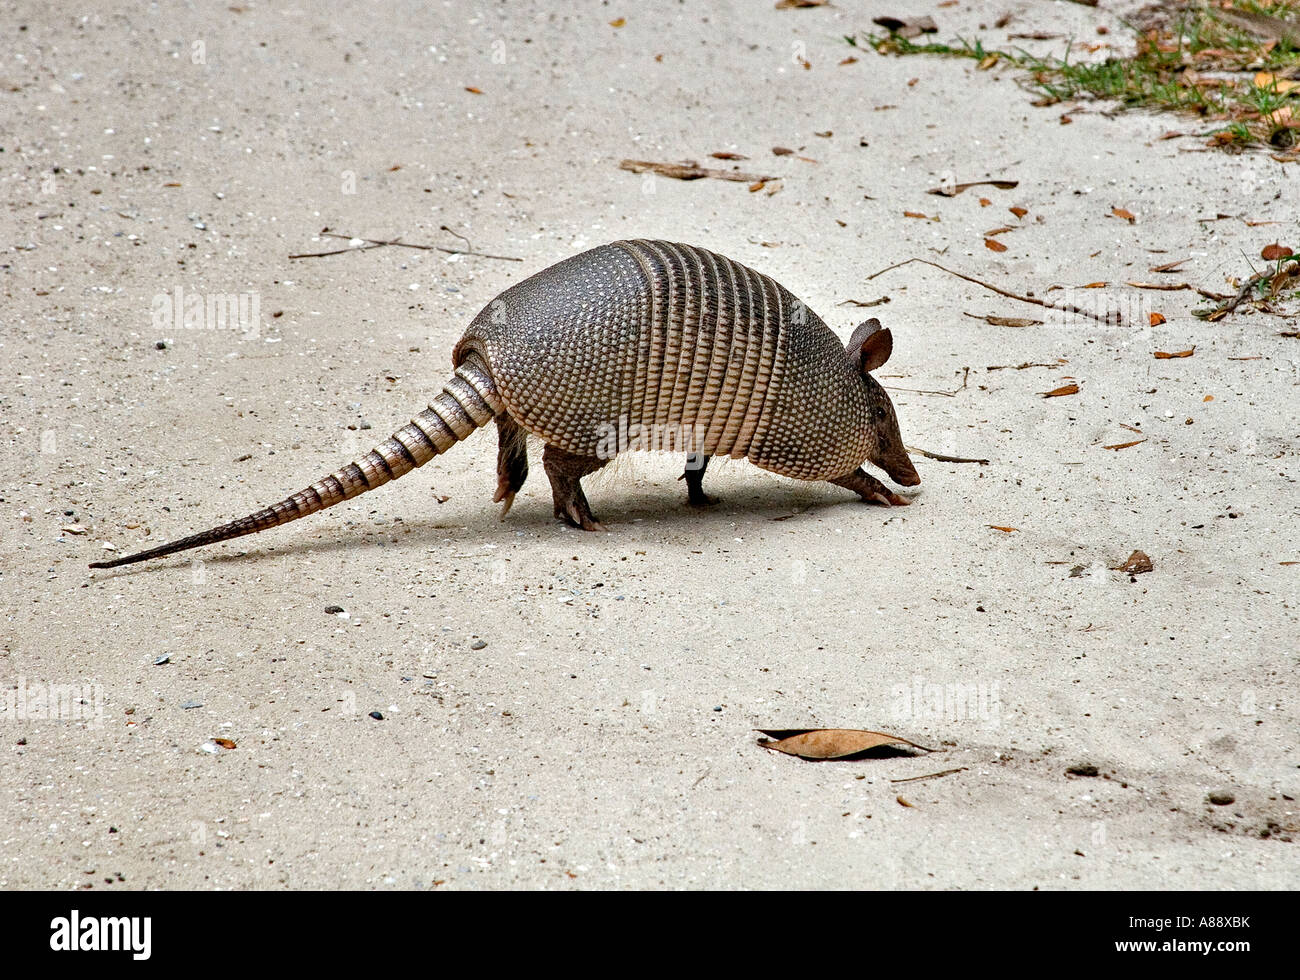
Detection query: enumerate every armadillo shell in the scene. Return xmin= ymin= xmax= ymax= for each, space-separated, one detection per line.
xmin=457 ymin=240 xmax=871 ymax=481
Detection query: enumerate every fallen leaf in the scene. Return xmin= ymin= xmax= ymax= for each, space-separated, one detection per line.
xmin=926 ymin=178 xmax=1018 ymax=197
xmin=1149 ymin=312 xmax=1167 ymax=326
xmin=775 ymin=0 xmax=827 ymax=6
xmin=1103 ymin=439 xmax=1146 ymax=450
xmin=840 ymin=55 xmax=859 ymax=65
xmin=896 ymin=796 xmax=915 ymax=808
xmin=814 ymin=130 xmax=833 ymax=138
xmin=903 ymin=210 xmax=938 ymax=221
xmin=987 ymin=526 xmax=1018 ymax=535
xmin=1111 ymin=207 xmax=1137 ymax=223
xmin=710 ymin=151 xmax=748 ymax=160
xmin=771 ymin=146 xmax=795 ymax=156
xmin=1203 ymin=395 xmax=1214 ymax=402
xmin=1009 ymin=206 xmax=1028 ymax=218
xmin=1262 ymin=243 xmax=1293 ymax=261
xmin=979 ymin=197 xmax=991 ymax=207
xmin=1115 ymin=550 xmax=1153 ymax=574
xmin=984 ymin=238 xmax=1008 ymax=252
xmin=1254 ymin=71 xmax=1300 ymax=93
xmin=163 ymin=182 xmax=182 ymax=187
xmin=757 ymin=728 xmax=932 ymax=759
xmin=962 ymin=313 xmax=1043 ymax=327
xmin=609 ymin=17 xmax=625 ymax=27
xmin=619 ymin=159 xmax=776 ymax=183
xmin=1081 ymin=281 xmax=1107 ymax=289
xmin=1041 ymin=383 xmax=1080 ymax=398
xmin=984 ymin=225 xmax=1015 ymax=236
xmin=978 ymin=53 xmax=1000 ymax=70
xmin=748 ymin=180 xmax=766 ymax=192
xmin=212 ymin=738 xmax=237 ymax=750
xmin=465 ymin=86 xmax=484 ymax=94
xmin=872 ymin=15 xmax=938 ymax=38
xmin=1150 ymin=258 xmax=1187 ymax=273
xmin=1154 ymin=347 xmax=1194 ymax=358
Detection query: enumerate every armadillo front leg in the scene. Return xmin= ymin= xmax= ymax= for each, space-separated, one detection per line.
xmin=493 ymin=413 xmax=529 ymax=518
xmin=542 ymin=445 xmax=608 ymax=531
xmin=681 ymin=453 xmax=719 ymax=507
xmin=830 ymin=467 xmax=911 ymax=507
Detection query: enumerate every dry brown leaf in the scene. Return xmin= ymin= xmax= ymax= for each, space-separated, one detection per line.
xmin=776 ymin=0 xmax=828 ymax=6
xmin=1149 ymin=312 xmax=1167 ymax=326
xmin=1150 ymin=258 xmax=1187 ymax=273
xmin=1041 ymin=383 xmax=1080 ymax=398
xmin=1115 ymin=550 xmax=1153 ymax=574
xmin=1203 ymin=394 xmax=1214 ymax=402
xmin=465 ymin=86 xmax=484 ymax=94
xmin=872 ymin=15 xmax=938 ymax=38
xmin=814 ymin=130 xmax=832 ymax=138
xmin=1262 ymin=243 xmax=1294 ymax=261
xmin=984 ymin=226 xmax=1015 ymax=236
xmin=840 ymin=56 xmax=858 ymax=65
xmin=619 ymin=159 xmax=776 ymax=183
xmin=748 ymin=180 xmax=766 ymax=192
xmin=988 ymin=525 xmax=1018 ymax=533
xmin=1254 ymin=71 xmax=1300 ymax=93
xmin=984 ymin=238 xmax=1008 ymax=252
xmin=896 ymin=796 xmax=915 ymax=808
xmin=1081 ymin=281 xmax=1107 ymax=289
xmin=926 ymin=179 xmax=1018 ymax=197
xmin=1111 ymin=207 xmax=1137 ymax=223
xmin=1154 ymin=347 xmax=1194 ymax=358
xmin=757 ymin=728 xmax=932 ymax=759
xmin=609 ymin=17 xmax=625 ymax=27
xmin=710 ymin=151 xmax=748 ymax=160
xmin=772 ymin=146 xmax=795 ymax=156
xmin=963 ymin=313 xmax=1043 ymax=327
xmin=163 ymin=182 xmax=182 ymax=187
xmin=1103 ymin=439 xmax=1146 ymax=450
xmin=979 ymin=197 xmax=992 ymax=207
xmin=903 ymin=210 xmax=938 ymax=221
xmin=1009 ymin=206 xmax=1028 ymax=218
xmin=212 ymin=738 xmax=237 ymax=750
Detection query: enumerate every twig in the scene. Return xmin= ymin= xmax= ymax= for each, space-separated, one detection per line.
xmin=890 ymin=767 xmax=968 ymax=784
xmin=907 ymin=446 xmax=989 ymax=465
xmin=867 ymin=257 xmax=1120 ymax=324
xmin=290 ymin=230 xmax=522 ymax=262
xmin=1206 ymin=268 xmax=1270 ymax=321
xmin=619 ymin=158 xmax=778 ymax=183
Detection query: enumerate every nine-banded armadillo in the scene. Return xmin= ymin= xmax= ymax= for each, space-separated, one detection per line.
xmin=90 ymin=239 xmax=920 ymax=569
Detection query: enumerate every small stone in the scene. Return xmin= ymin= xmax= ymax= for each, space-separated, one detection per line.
xmin=359 ymin=420 xmax=372 ymax=430
xmin=153 ymin=655 xmax=170 ymax=666
xmin=470 ymin=639 xmax=487 ymax=650
xmin=155 ymin=340 xmax=166 ymax=350
xmin=369 ymin=710 xmax=384 ymax=721
xmin=1067 ymin=763 xmax=1099 ymax=777
xmin=1208 ymin=791 xmax=1235 ymax=806
xmin=324 ymin=605 xmax=345 ymax=614
xmin=180 ymin=700 xmax=203 ymax=709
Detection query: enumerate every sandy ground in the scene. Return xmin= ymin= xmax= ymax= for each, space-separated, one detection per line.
xmin=1 ymin=0 xmax=1297 ymax=890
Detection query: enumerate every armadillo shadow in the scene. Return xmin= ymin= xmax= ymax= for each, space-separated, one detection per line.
xmin=90 ymin=480 xmax=916 ymax=571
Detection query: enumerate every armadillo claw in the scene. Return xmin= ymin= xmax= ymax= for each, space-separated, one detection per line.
xmin=497 ymin=491 xmax=516 ymax=520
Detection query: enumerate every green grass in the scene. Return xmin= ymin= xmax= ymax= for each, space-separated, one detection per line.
xmin=860 ymin=1 xmax=1300 ymax=151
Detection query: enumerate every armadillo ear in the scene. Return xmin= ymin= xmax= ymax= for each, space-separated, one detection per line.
xmin=849 ymin=320 xmax=893 ymax=374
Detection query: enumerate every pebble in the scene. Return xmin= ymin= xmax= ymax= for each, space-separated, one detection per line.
xmin=180 ymin=700 xmax=203 ymax=709
xmin=324 ymin=605 xmax=345 ymax=614
xmin=1208 ymin=791 xmax=1235 ymax=806
xmin=369 ymin=711 xmax=384 ymax=720
xmin=1067 ymin=763 xmax=1099 ymax=777
xmin=153 ymin=655 xmax=170 ymax=666
xmin=470 ymin=639 xmax=487 ymax=650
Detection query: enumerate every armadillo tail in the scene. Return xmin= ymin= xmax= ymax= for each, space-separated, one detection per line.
xmin=89 ymin=357 xmax=501 ymax=570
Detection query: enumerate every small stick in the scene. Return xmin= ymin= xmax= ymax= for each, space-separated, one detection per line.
xmin=1206 ymin=268 xmax=1271 ymax=320
xmin=908 ymin=446 xmax=989 ymax=464
xmin=867 ymin=257 xmax=1119 ymax=324
xmin=890 ymin=767 xmax=968 ymax=784
xmin=321 ymin=231 xmax=523 ymax=262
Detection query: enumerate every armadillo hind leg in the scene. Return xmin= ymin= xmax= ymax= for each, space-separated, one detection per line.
xmin=680 ymin=453 xmax=719 ymax=508
xmin=541 ymin=444 xmax=608 ymax=531
xmin=829 ymin=467 xmax=911 ymax=508
xmin=493 ymin=413 xmax=530 ymax=518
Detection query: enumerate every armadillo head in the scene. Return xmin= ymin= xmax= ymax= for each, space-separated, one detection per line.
xmin=847 ymin=318 xmax=921 ymax=487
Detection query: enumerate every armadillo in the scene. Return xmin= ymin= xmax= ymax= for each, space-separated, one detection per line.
xmin=90 ymin=239 xmax=919 ymax=569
